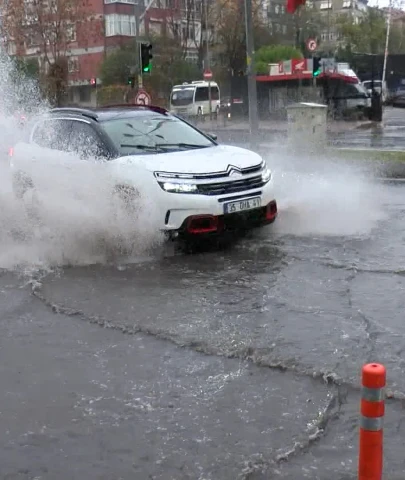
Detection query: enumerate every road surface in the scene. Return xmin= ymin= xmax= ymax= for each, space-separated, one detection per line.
xmin=1 ymin=137 xmax=405 ymax=480
xmin=206 ymin=106 xmax=405 ymax=152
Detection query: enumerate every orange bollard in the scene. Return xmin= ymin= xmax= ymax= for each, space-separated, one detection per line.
xmin=358 ymin=363 xmax=386 ymax=480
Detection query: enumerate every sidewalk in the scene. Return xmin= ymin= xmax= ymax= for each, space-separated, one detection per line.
xmin=196 ymin=118 xmax=376 ymax=134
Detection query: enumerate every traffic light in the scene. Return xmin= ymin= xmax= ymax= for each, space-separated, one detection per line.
xmin=140 ymin=43 xmax=153 ymax=73
xmin=312 ymin=57 xmax=322 ymax=77
xmin=127 ymin=76 xmax=135 ymax=88
xmin=90 ymin=77 xmax=97 ymax=87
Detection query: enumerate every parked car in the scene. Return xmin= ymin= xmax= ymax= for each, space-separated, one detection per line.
xmin=362 ymin=80 xmax=388 ymax=104
xmin=8 ymin=105 xmax=278 ymax=242
xmin=391 ymin=85 xmax=405 ymax=107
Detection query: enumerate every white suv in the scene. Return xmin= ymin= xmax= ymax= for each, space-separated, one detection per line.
xmin=9 ymin=105 xmax=277 ymax=240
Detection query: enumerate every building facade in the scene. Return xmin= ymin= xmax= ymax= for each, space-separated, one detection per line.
xmin=0 ymin=0 xmax=204 ymax=106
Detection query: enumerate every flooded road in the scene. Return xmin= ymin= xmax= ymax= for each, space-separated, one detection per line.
xmin=2 ymin=161 xmax=405 ymax=479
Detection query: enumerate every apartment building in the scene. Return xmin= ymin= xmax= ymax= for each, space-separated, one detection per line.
xmin=0 ymin=0 xmax=204 ymax=105
xmin=310 ymin=0 xmax=368 ymax=51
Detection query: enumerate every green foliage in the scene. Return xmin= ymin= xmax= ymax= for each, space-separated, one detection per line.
xmin=97 ymin=85 xmax=128 ymax=106
xmin=100 ymin=47 xmax=135 ymax=86
xmin=10 ymin=56 xmax=39 ymax=81
xmin=337 ymin=8 xmax=386 ymax=55
xmin=255 ymin=45 xmax=303 ymax=74
xmin=99 ymin=36 xmax=201 ymax=99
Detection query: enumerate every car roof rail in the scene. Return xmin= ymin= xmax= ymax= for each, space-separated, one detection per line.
xmin=49 ymin=107 xmax=99 ymax=121
xmin=100 ymin=104 xmax=169 ymax=115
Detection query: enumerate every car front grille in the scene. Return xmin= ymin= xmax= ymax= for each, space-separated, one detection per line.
xmin=197 ymin=174 xmax=265 ymax=196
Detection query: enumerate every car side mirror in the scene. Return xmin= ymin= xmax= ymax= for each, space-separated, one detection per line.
xmin=206 ymin=132 xmax=217 ymax=141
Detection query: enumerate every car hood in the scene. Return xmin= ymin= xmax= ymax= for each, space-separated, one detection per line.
xmin=112 ymin=145 xmax=264 ymax=174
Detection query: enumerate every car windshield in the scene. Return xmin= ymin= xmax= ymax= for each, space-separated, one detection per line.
xmin=170 ymin=88 xmax=195 ymax=106
xmin=100 ymin=112 xmax=214 ymax=156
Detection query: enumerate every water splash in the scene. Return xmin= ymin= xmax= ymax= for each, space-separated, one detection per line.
xmin=267 ymin=148 xmax=387 ymax=237
xmin=0 ymin=55 xmax=163 ymax=271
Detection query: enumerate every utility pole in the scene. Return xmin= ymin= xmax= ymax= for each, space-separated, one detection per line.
xmin=205 ymin=0 xmax=212 ymax=120
xmin=134 ymin=0 xmax=143 ymax=88
xmin=382 ymin=0 xmax=392 ymax=86
xmin=244 ymin=0 xmax=259 ymax=138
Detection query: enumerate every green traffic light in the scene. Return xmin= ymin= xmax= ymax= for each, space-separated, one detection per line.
xmin=313 ymin=69 xmax=321 ymax=77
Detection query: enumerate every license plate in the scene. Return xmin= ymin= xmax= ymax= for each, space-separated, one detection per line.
xmin=224 ymin=197 xmax=261 ymax=214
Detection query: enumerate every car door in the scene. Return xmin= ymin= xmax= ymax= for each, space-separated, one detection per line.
xmin=68 ymin=120 xmax=112 ymax=160
xmin=11 ymin=118 xmax=75 ymax=189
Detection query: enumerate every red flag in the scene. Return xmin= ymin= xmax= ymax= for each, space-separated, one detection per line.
xmin=286 ymin=0 xmax=306 ymax=14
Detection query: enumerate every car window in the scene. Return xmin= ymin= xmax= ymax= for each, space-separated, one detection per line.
xmin=195 ymin=87 xmax=208 ymax=102
xmin=100 ymin=113 xmax=214 ymax=156
xmin=69 ymin=121 xmax=107 ymax=159
xmin=31 ymin=119 xmax=73 ymax=151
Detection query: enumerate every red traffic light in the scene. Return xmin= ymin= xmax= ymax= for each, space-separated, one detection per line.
xmin=90 ymin=78 xmax=97 ymax=86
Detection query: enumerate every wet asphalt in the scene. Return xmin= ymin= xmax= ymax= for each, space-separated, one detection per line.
xmin=2 ymin=110 xmax=405 ymax=480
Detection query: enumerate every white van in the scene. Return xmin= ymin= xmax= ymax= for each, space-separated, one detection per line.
xmin=169 ymin=81 xmax=220 ymax=118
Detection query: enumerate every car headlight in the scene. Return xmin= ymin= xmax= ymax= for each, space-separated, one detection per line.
xmin=262 ymin=167 xmax=272 ymax=183
xmin=159 ymin=182 xmax=198 ymax=193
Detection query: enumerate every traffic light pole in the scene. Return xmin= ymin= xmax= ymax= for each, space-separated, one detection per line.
xmin=134 ymin=0 xmax=143 ymax=88
xmin=244 ymin=0 xmax=259 ymax=140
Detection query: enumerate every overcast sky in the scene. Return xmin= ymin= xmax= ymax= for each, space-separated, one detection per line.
xmin=368 ymin=0 xmax=405 ymax=8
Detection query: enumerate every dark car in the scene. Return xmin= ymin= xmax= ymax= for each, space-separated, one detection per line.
xmin=392 ymin=85 xmax=405 ymax=107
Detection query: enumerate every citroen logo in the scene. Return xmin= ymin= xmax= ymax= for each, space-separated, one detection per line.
xmin=227 ymin=165 xmax=242 ymax=177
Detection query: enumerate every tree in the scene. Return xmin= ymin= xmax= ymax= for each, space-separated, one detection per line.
xmin=99 ymin=35 xmax=200 ymax=100
xmin=100 ymin=46 xmax=136 ymax=87
xmin=337 ymin=8 xmax=387 ymax=55
xmin=213 ymin=0 xmax=269 ymax=73
xmin=255 ymin=45 xmax=303 ymax=74
xmin=2 ymin=0 xmax=101 ymax=106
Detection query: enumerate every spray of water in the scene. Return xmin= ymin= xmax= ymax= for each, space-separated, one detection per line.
xmin=0 ymin=53 xmax=388 ymax=271
xmin=0 ymin=54 xmax=163 ymax=271
xmin=267 ymin=145 xmax=387 ymax=237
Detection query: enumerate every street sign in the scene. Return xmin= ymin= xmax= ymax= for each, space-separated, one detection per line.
xmin=203 ymin=69 xmax=213 ymax=80
xmin=306 ymin=38 xmax=317 ymax=52
xmin=135 ymin=88 xmax=151 ymax=105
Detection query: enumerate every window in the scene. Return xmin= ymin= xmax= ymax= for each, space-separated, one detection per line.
xmin=32 ymin=119 xmax=73 ymax=151
xmin=26 ymin=31 xmax=40 ymax=48
xmin=100 ymin=112 xmax=214 ymax=156
xmin=69 ymin=122 xmax=107 ymax=159
xmin=66 ymin=24 xmax=76 ymax=42
xmin=210 ymin=86 xmax=219 ymax=101
xmin=182 ymin=24 xmax=196 ymax=41
xmin=320 ymin=1 xmax=331 ymax=8
xmin=104 ymin=0 xmax=136 ymax=3
xmin=195 ymin=86 xmax=209 ymax=102
xmin=105 ymin=14 xmax=136 ymax=36
xmin=68 ymin=57 xmax=79 ymax=73
xmin=171 ymin=87 xmax=195 ymax=106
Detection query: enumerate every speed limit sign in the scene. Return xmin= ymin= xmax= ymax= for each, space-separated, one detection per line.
xmin=306 ymin=38 xmax=317 ymax=52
